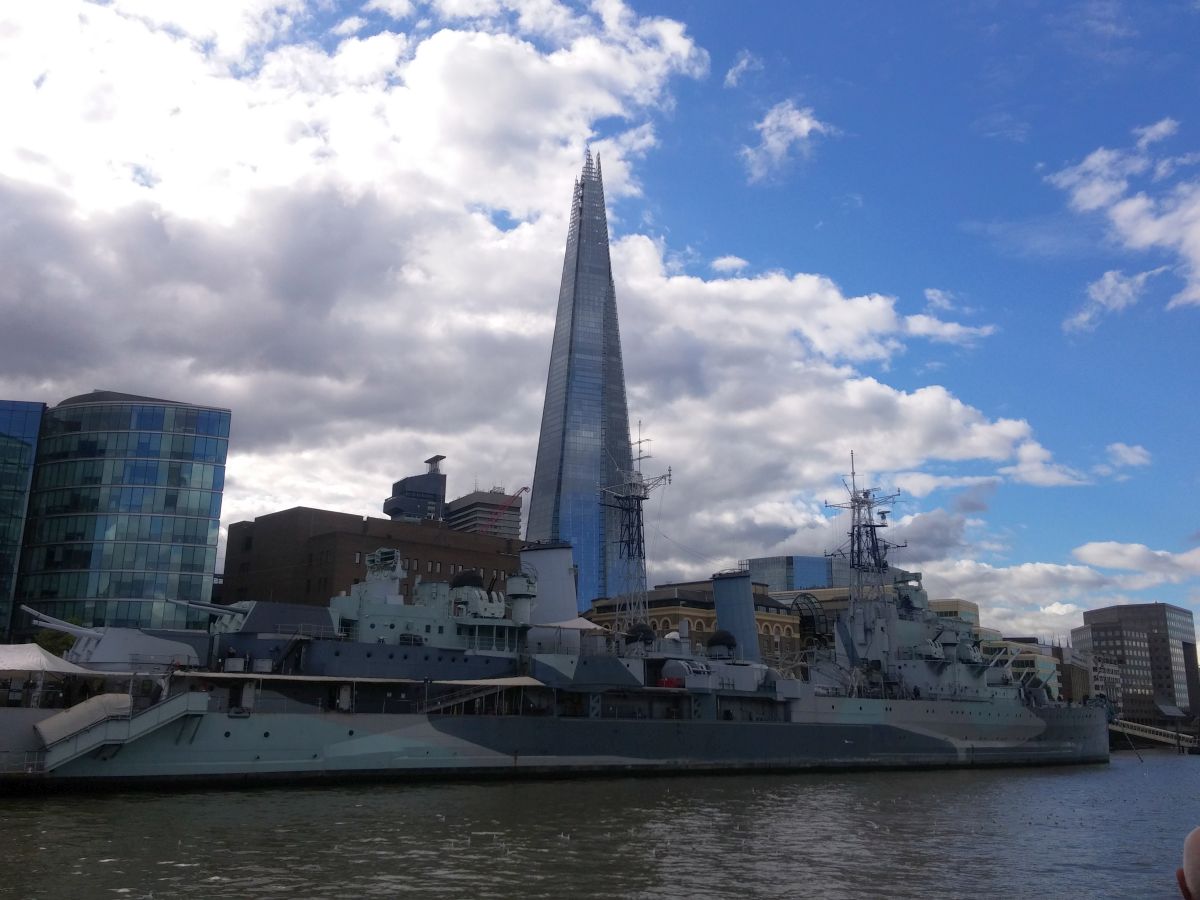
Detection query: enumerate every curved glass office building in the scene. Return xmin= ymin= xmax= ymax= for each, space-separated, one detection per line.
xmin=17 ymin=391 xmax=230 ymax=632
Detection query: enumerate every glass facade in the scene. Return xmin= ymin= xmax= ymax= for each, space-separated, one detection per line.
xmin=746 ymin=555 xmax=835 ymax=592
xmin=15 ymin=393 xmax=229 ymax=633
xmin=527 ymin=152 xmax=633 ymax=611
xmin=0 ymin=401 xmax=45 ymax=640
xmin=1080 ymin=602 xmax=1198 ymax=722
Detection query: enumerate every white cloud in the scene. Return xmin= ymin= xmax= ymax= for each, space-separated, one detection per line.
xmin=723 ymin=49 xmax=762 ymax=88
xmin=971 ymin=110 xmax=1030 ymax=143
xmin=1049 ymin=119 xmax=1200 ymax=309
xmin=1106 ymin=442 xmax=1151 ymax=467
xmin=892 ymin=473 xmax=1000 ymax=499
xmin=904 ymin=314 xmax=996 ymax=345
xmin=331 ymin=15 xmax=368 ymax=37
xmin=103 ymin=0 xmax=309 ymax=65
xmin=997 ymin=441 xmax=1087 ymax=487
xmin=1063 ymin=267 xmax=1167 ymax=332
xmin=1135 ymin=117 xmax=1179 ymax=150
xmin=710 ymin=254 xmax=748 ymax=273
xmin=924 ymin=288 xmax=956 ymax=311
xmin=1073 ymin=541 xmax=1200 ymax=581
xmin=919 ymin=558 xmax=1112 ymax=638
xmin=739 ymin=100 xmax=835 ymax=183
xmin=364 ymin=0 xmax=415 ymax=18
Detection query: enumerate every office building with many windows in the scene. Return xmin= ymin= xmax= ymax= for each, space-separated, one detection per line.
xmin=0 ymin=401 xmax=44 ymax=640
xmin=445 ymin=488 xmax=524 ymax=540
xmin=527 ymin=152 xmax=634 ymax=611
xmin=1073 ymin=602 xmax=1199 ymax=724
xmin=7 ymin=390 xmax=230 ymax=637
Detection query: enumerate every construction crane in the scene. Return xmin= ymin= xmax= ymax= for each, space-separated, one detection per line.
xmin=482 ymin=486 xmax=528 ymax=535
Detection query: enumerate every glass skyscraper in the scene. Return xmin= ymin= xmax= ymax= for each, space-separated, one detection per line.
xmin=13 ymin=390 xmax=230 ymax=635
xmin=0 ymin=401 xmax=44 ymax=640
xmin=527 ymin=152 xmax=633 ymax=610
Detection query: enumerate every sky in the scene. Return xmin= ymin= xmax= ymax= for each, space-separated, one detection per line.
xmin=1 ymin=0 xmax=1199 ymax=642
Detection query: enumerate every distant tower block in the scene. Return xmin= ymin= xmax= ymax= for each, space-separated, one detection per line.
xmin=527 ymin=151 xmax=633 ymax=612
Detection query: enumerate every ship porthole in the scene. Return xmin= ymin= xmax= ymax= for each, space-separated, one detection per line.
xmin=263 ymin=731 xmax=270 ymax=738
xmin=348 ymin=730 xmax=355 ymax=736
xmin=224 ymin=731 xmax=230 ymax=738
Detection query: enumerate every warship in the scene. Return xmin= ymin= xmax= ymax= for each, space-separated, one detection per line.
xmin=0 ymin=470 xmax=1108 ymax=789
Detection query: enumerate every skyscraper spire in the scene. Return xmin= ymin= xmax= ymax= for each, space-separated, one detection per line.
xmin=527 ymin=152 xmax=633 ymax=611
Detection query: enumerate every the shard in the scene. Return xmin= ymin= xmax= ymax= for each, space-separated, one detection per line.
xmin=526 ymin=152 xmax=633 ymax=611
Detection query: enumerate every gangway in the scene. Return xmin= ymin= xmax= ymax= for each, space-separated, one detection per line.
xmin=35 ymin=691 xmax=211 ymax=772
xmin=1109 ymin=718 xmax=1197 ymax=751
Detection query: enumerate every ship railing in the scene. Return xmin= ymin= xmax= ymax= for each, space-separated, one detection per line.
xmin=1109 ymin=718 xmax=1198 ymax=748
xmin=223 ymin=697 xmax=326 ymax=715
xmin=420 ymin=682 xmax=510 ymax=715
xmin=38 ymin=691 xmax=211 ymax=772
xmin=0 ymin=751 xmax=46 ymax=775
xmin=275 ymin=623 xmax=348 ymax=640
xmin=127 ymin=652 xmax=194 ymax=666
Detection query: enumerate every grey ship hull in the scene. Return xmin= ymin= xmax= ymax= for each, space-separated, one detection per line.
xmin=4 ymin=697 xmax=1108 ymax=789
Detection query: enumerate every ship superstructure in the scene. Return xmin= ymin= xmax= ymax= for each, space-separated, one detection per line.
xmin=810 ymin=458 xmax=1013 ymax=707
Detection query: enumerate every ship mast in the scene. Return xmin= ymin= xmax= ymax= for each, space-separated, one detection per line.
xmin=826 ymin=452 xmax=904 ymax=606
xmin=601 ymin=422 xmax=671 ymax=635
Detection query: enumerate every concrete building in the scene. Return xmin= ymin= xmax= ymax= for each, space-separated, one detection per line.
xmin=1074 ymin=603 xmax=1197 ymax=725
xmin=2 ymin=390 xmax=229 ymax=638
xmin=929 ymin=598 xmax=980 ymax=626
xmin=383 ymin=455 xmax=446 ymax=522
xmin=1052 ymin=644 xmax=1093 ymax=704
xmin=223 ymin=506 xmax=521 ymax=608
xmin=527 ymin=152 xmax=634 ymax=612
xmin=445 ymin=488 xmax=524 ymax=540
xmin=980 ymin=637 xmax=1062 ymax=699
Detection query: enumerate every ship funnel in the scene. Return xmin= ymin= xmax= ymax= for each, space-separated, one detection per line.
xmin=711 ymin=570 xmax=761 ymax=663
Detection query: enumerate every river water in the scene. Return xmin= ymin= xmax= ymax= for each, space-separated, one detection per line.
xmin=2 ymin=750 xmax=1196 ymax=900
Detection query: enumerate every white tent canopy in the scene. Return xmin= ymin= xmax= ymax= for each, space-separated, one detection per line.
xmin=0 ymin=644 xmax=97 ymax=676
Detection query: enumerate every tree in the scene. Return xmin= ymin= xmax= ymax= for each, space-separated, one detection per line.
xmin=33 ymin=624 xmax=78 ymax=658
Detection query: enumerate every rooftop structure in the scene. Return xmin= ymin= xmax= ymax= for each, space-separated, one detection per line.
xmin=444 ymin=488 xmax=525 ymax=540
xmin=383 ymin=455 xmax=446 ymax=522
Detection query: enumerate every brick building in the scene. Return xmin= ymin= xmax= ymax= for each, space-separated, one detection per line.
xmin=222 ymin=506 xmax=521 ymax=607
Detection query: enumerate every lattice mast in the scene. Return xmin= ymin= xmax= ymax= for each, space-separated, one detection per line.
xmin=601 ymin=422 xmax=671 ymax=634
xmin=825 ymin=452 xmax=904 ymax=609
